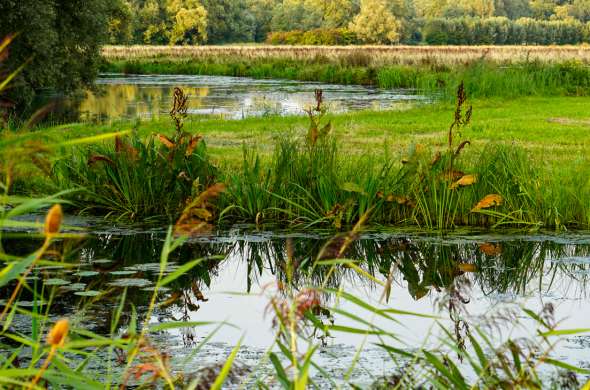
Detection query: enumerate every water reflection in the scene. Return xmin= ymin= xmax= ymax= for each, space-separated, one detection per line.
xmin=61 ymin=74 xmax=425 ymax=122
xmin=2 ymin=231 xmax=589 ymax=385
xmin=3 ymin=231 xmax=590 ymax=318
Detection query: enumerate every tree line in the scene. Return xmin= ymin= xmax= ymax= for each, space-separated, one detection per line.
xmin=109 ymin=0 xmax=590 ymax=45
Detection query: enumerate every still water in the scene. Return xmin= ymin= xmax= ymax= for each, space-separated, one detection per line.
xmin=65 ymin=74 xmax=425 ymax=122
xmin=2 ymin=218 xmax=590 ymax=387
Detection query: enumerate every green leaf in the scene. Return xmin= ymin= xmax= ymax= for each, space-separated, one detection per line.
xmin=543 ymin=358 xmax=590 ymax=374
xmin=209 ymin=337 xmax=243 ymax=390
xmin=340 ymin=182 xmax=366 ymax=195
xmin=149 ymin=321 xmax=218 ymax=332
xmin=539 ymin=328 xmax=590 ymax=337
xmin=269 ymin=353 xmax=292 ymax=389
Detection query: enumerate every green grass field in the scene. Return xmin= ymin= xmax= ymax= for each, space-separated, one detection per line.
xmin=28 ymin=96 xmax=590 ymax=166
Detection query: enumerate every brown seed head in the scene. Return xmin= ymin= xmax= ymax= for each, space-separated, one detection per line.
xmin=44 ymin=204 xmax=63 ymax=236
xmin=47 ymin=319 xmax=69 ymax=347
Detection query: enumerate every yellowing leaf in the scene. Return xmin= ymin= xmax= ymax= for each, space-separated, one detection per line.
xmin=471 ymin=194 xmax=503 ymax=212
xmin=157 ymin=134 xmax=175 ymax=149
xmin=450 ymin=174 xmax=477 ymax=189
xmin=458 ymin=263 xmax=477 ymax=273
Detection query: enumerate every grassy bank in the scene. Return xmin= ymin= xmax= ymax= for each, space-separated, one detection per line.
xmin=102 ymin=45 xmax=590 ymax=99
xmin=7 ymin=94 xmax=590 ymax=230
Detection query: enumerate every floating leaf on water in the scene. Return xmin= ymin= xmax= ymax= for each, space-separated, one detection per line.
xmin=44 ymin=278 xmax=70 ymax=286
xmin=450 ymin=174 xmax=477 ymax=189
xmin=127 ymin=263 xmax=177 ymax=273
xmin=109 ymin=278 xmax=152 ymax=288
xmin=91 ymin=259 xmax=113 ymax=264
xmin=74 ymin=291 xmax=101 ymax=297
xmin=110 ymin=270 xmax=138 ymax=276
xmin=38 ymin=266 xmax=66 ymax=271
xmin=142 ymin=286 xmax=171 ymax=292
xmin=61 ymin=283 xmax=86 ymax=291
xmin=479 ymin=242 xmax=502 ymax=256
xmin=74 ymin=271 xmax=100 ymax=277
xmin=471 ymin=194 xmax=503 ymax=212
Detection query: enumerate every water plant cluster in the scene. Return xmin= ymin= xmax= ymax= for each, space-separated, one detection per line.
xmin=47 ymin=84 xmax=590 ymax=230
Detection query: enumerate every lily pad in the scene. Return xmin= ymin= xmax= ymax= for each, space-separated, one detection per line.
xmin=110 ymin=270 xmax=138 ymax=276
xmin=75 ymin=271 xmax=100 ymax=277
xmin=74 ymin=291 xmax=102 ymax=297
xmin=61 ymin=283 xmax=86 ymax=291
xmin=44 ymin=278 xmax=70 ymax=286
xmin=108 ymin=278 xmax=152 ymax=288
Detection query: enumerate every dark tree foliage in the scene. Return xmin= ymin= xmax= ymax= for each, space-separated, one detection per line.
xmin=201 ymin=0 xmax=256 ymax=43
xmin=0 ymin=0 xmax=123 ymax=108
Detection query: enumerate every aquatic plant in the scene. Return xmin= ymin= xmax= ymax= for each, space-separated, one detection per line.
xmin=50 ymin=88 xmax=218 ymax=222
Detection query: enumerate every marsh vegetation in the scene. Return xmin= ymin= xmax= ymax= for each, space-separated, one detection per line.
xmin=2 ymin=4 xmax=590 ymax=386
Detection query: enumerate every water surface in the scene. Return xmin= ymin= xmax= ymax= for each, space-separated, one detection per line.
xmin=2 ymin=221 xmax=589 ymax=387
xmin=60 ymin=74 xmax=426 ymax=122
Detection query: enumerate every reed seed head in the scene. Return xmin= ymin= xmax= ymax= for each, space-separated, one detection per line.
xmin=47 ymin=318 xmax=69 ymax=347
xmin=44 ymin=204 xmax=63 ymax=236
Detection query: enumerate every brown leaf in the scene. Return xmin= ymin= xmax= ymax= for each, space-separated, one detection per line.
xmin=88 ymin=155 xmax=115 ymax=167
xmin=115 ymin=136 xmax=139 ymax=160
xmin=450 ymin=174 xmax=477 ymax=189
xmin=185 ymin=135 xmax=202 ymax=156
xmin=471 ymin=194 xmax=503 ymax=212
xmin=157 ymin=134 xmax=175 ymax=149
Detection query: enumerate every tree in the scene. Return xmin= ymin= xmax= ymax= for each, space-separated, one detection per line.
xmin=247 ymin=0 xmax=278 ymax=41
xmin=348 ymin=0 xmax=400 ymax=43
xmin=529 ymin=0 xmax=557 ymax=20
xmin=494 ymin=0 xmax=530 ymax=19
xmin=305 ymin=0 xmax=358 ymax=28
xmin=569 ymin=0 xmax=590 ymax=22
xmin=0 ymin=0 xmax=124 ymax=108
xmin=201 ymin=0 xmax=256 ymax=43
xmin=167 ymin=0 xmax=208 ymax=43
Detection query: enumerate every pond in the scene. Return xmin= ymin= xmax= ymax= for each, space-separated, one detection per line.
xmin=44 ymin=74 xmax=426 ymax=123
xmin=2 ymin=218 xmax=590 ymax=388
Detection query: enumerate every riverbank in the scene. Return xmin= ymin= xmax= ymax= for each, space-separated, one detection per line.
xmin=6 ymin=95 xmax=590 ymax=229
xmin=101 ymin=45 xmax=590 ymax=99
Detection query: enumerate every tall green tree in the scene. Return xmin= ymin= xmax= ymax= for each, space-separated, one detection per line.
xmin=201 ymin=0 xmax=256 ymax=43
xmin=0 ymin=0 xmax=123 ymax=108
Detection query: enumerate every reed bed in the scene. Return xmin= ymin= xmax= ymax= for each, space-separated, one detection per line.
xmin=103 ymin=44 xmax=590 ymax=66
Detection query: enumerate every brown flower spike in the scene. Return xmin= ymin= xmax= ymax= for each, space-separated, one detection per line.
xmin=47 ymin=319 xmax=69 ymax=347
xmin=44 ymin=204 xmax=63 ymax=236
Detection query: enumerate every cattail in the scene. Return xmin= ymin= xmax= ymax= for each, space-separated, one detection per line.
xmin=44 ymin=204 xmax=63 ymax=236
xmin=47 ymin=318 xmax=69 ymax=347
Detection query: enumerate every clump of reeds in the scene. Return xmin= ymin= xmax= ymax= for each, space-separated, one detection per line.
xmin=50 ymin=88 xmax=218 ymax=221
